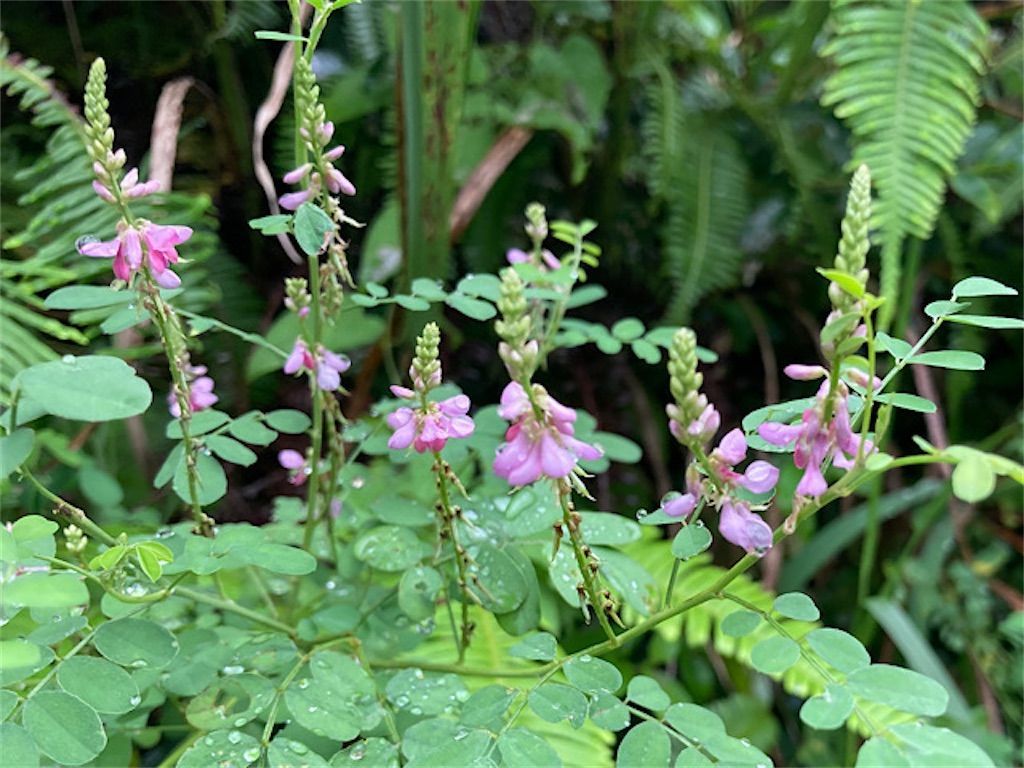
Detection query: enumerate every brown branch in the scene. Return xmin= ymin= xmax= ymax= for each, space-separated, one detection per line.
xmin=148 ymin=77 xmax=194 ymax=192
xmin=449 ymin=126 xmax=533 ymax=243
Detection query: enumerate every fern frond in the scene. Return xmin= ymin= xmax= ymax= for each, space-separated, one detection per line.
xmin=662 ymin=126 xmax=750 ymax=323
xmin=821 ymin=0 xmax=989 ymax=320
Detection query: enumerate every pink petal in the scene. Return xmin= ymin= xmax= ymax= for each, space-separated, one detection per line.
xmin=714 ymin=428 xmax=747 ymax=466
xmin=279 ymin=190 xmax=311 ymax=211
xmin=154 ymin=269 xmax=181 ymax=289
xmin=739 ymin=461 xmax=779 ymax=494
xmin=278 ymin=449 xmax=305 ymax=470
xmin=784 ymin=364 xmax=828 ymax=381
xmin=506 ymin=248 xmax=530 ymax=265
xmin=661 ymin=492 xmax=696 ymax=519
xmin=79 ymin=238 xmax=120 ymax=258
xmin=283 ymin=163 xmax=312 ymax=185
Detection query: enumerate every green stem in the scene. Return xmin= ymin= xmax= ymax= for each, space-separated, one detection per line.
xmin=433 ymin=452 xmax=471 ymax=661
xmin=176 ymin=586 xmax=298 ymax=638
xmin=176 ymin=310 xmax=288 ymax=358
xmin=21 ymin=468 xmax=118 ymax=546
xmin=558 ymin=485 xmax=616 ymax=642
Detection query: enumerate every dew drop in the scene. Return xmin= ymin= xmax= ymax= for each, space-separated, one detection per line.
xmin=297 ymin=678 xmax=310 ymax=689
xmin=243 ymin=748 xmax=261 ymax=762
xmin=222 ymin=665 xmax=245 ymax=676
xmin=129 ymin=695 xmax=142 ymax=706
xmin=227 ymin=731 xmax=243 ymax=745
xmin=61 ymin=354 xmax=76 ymax=364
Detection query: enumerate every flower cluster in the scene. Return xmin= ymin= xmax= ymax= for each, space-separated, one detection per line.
xmin=279 ymin=123 xmax=355 ymax=210
xmin=283 ymin=339 xmax=351 ymax=392
xmin=386 ymin=323 xmax=476 ymax=454
xmin=278 ymin=57 xmax=356 ymax=211
xmin=758 ymin=365 xmax=874 ymax=497
xmin=493 ymin=382 xmax=602 ymax=486
xmin=167 ymin=364 xmax=218 ymax=418
xmin=278 ymin=449 xmax=309 ymax=486
xmin=92 ymin=160 xmax=160 ymax=203
xmin=79 ymin=222 xmax=192 ymax=289
xmin=664 ymin=328 xmax=777 ymax=555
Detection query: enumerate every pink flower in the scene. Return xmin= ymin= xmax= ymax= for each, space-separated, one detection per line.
xmin=718 ymin=500 xmax=773 ymax=555
xmin=386 ymin=393 xmax=475 ymax=454
xmin=277 ymin=127 xmax=356 ymax=210
xmin=505 ymin=248 xmax=560 ymax=270
xmin=283 ymin=339 xmax=350 ymax=392
xmin=278 ymin=449 xmax=308 ymax=486
xmin=168 ymin=375 xmax=218 ymax=418
xmin=493 ymin=382 xmax=603 ymax=486
xmin=661 ymin=492 xmax=697 ymax=519
xmin=758 ymin=375 xmax=874 ymax=498
xmin=706 ymin=428 xmax=780 ymax=496
xmin=91 ymin=165 xmax=160 ymax=203
xmin=78 ymin=221 xmax=191 ymax=287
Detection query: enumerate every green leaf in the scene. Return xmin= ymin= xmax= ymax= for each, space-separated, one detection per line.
xmin=206 ymin=435 xmax=258 ymax=467
xmin=469 ymin=544 xmax=526 ymax=613
xmin=385 ymin=669 xmax=468 ymax=717
xmin=817 ymin=268 xmax=865 ymax=299
xmin=887 ymin=723 xmax=995 ymax=767
xmin=459 ymin=686 xmax=517 ymax=728
xmin=173 ymin=451 xmax=227 ymax=505
xmin=0 ymin=428 xmax=33 ymax=479
xmin=445 ymin=293 xmax=496 ymax=321
xmin=951 ymin=454 xmax=996 ymax=502
xmin=354 ymin=525 xmax=430 ymax=572
xmin=330 ymin=738 xmax=399 ymax=768
xmin=952 ymin=276 xmax=1018 ymax=299
xmin=873 ymin=393 xmax=937 ymax=413
xmin=616 ymin=721 xmax=670 ymax=768
xmin=135 ymin=546 xmax=164 ymax=582
xmin=924 ymin=300 xmax=969 ymax=319
xmin=720 ymin=610 xmax=762 ymax=638
xmin=395 ymin=294 xmax=431 ymax=311
xmin=248 ymin=213 xmax=293 ymax=234
xmin=946 ymin=314 xmax=1024 ymax=330
xmin=800 ymin=683 xmax=854 ymax=730
xmin=564 ymin=655 xmax=622 ymax=694
xmin=566 ymin=285 xmax=606 ymax=308
xmin=749 ymin=636 xmax=801 ymax=676
xmin=57 ymin=656 xmax=140 ymax=715
xmin=806 ymin=628 xmax=870 ymax=674
xmin=846 ymin=664 xmax=949 ymax=717
xmin=44 ymin=286 xmax=132 ymax=310
xmin=875 ymin=332 xmax=913 ymax=359
xmin=671 ymin=523 xmax=712 ymax=560
xmin=611 ymin=318 xmax=645 ymax=342
xmin=23 ymin=691 xmax=106 ymax=766
xmin=630 ymin=339 xmax=661 ymax=364
xmin=411 ymin=278 xmax=448 ymax=301
xmin=228 ymin=412 xmax=278 ymax=445
xmin=268 ymin=737 xmax=331 ymax=767
xmin=856 ymin=737 xmax=910 ymax=768
xmin=773 ymin=592 xmax=820 ymax=621
xmin=589 ymin=691 xmax=630 ymax=731
xmin=908 ymin=350 xmax=985 ymax=371
xmin=3 ymin=572 xmax=88 ymax=609
xmin=0 ymin=639 xmax=41 ymax=670
xmin=820 ymin=311 xmax=861 ymax=346
xmin=89 ymin=544 xmax=128 ymax=571
xmin=509 ymin=632 xmax=557 ymax=662
xmin=625 ymin=675 xmax=670 ymax=713
xmin=0 ymin=689 xmax=18 ymax=720
xmin=293 ymin=202 xmax=335 ymax=255
xmin=265 ymin=409 xmax=313 ymax=434
xmin=179 ymin=729 xmax=262 ymax=768
xmin=9 ymin=515 xmax=57 ymax=560
xmin=166 ymin=409 xmax=231 ymax=438
xmin=528 ymin=683 xmax=588 ymax=728
xmin=498 ymin=729 xmax=562 ymax=768
xmin=0 ymin=723 xmax=39 ymax=767
xmin=16 ymin=356 xmax=152 ymax=422
xmin=93 ymin=618 xmax=179 ymax=669
xmin=254 ymin=30 xmax=307 ymax=42
xmin=398 ymin=565 xmax=443 ymax=621
xmin=285 ymin=676 xmax=363 ymax=741
xmin=186 ymin=675 xmax=275 ymax=730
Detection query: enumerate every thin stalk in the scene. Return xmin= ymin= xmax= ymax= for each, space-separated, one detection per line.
xmin=558 ymin=485 xmax=616 ymax=642
xmin=433 ymin=452 xmax=472 ymax=660
xmin=21 ymin=468 xmax=117 ymax=546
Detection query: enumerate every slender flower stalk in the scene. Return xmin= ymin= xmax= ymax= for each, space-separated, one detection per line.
xmin=80 ymin=58 xmax=212 ymax=535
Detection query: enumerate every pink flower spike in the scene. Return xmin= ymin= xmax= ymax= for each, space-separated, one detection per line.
xmin=719 ymin=501 xmax=773 ymax=555
xmin=506 ymin=248 xmax=530 ymax=265
xmin=784 ymin=364 xmax=828 ymax=381
xmin=92 ymin=180 xmax=115 ymax=202
xmin=739 ymin=460 xmax=779 ymax=494
xmin=661 ymin=492 xmax=696 ymax=519
xmin=713 ymin=428 xmax=748 ymax=466
xmin=283 ymin=163 xmax=312 ymax=185
xmin=279 ymin=190 xmax=312 ymax=211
